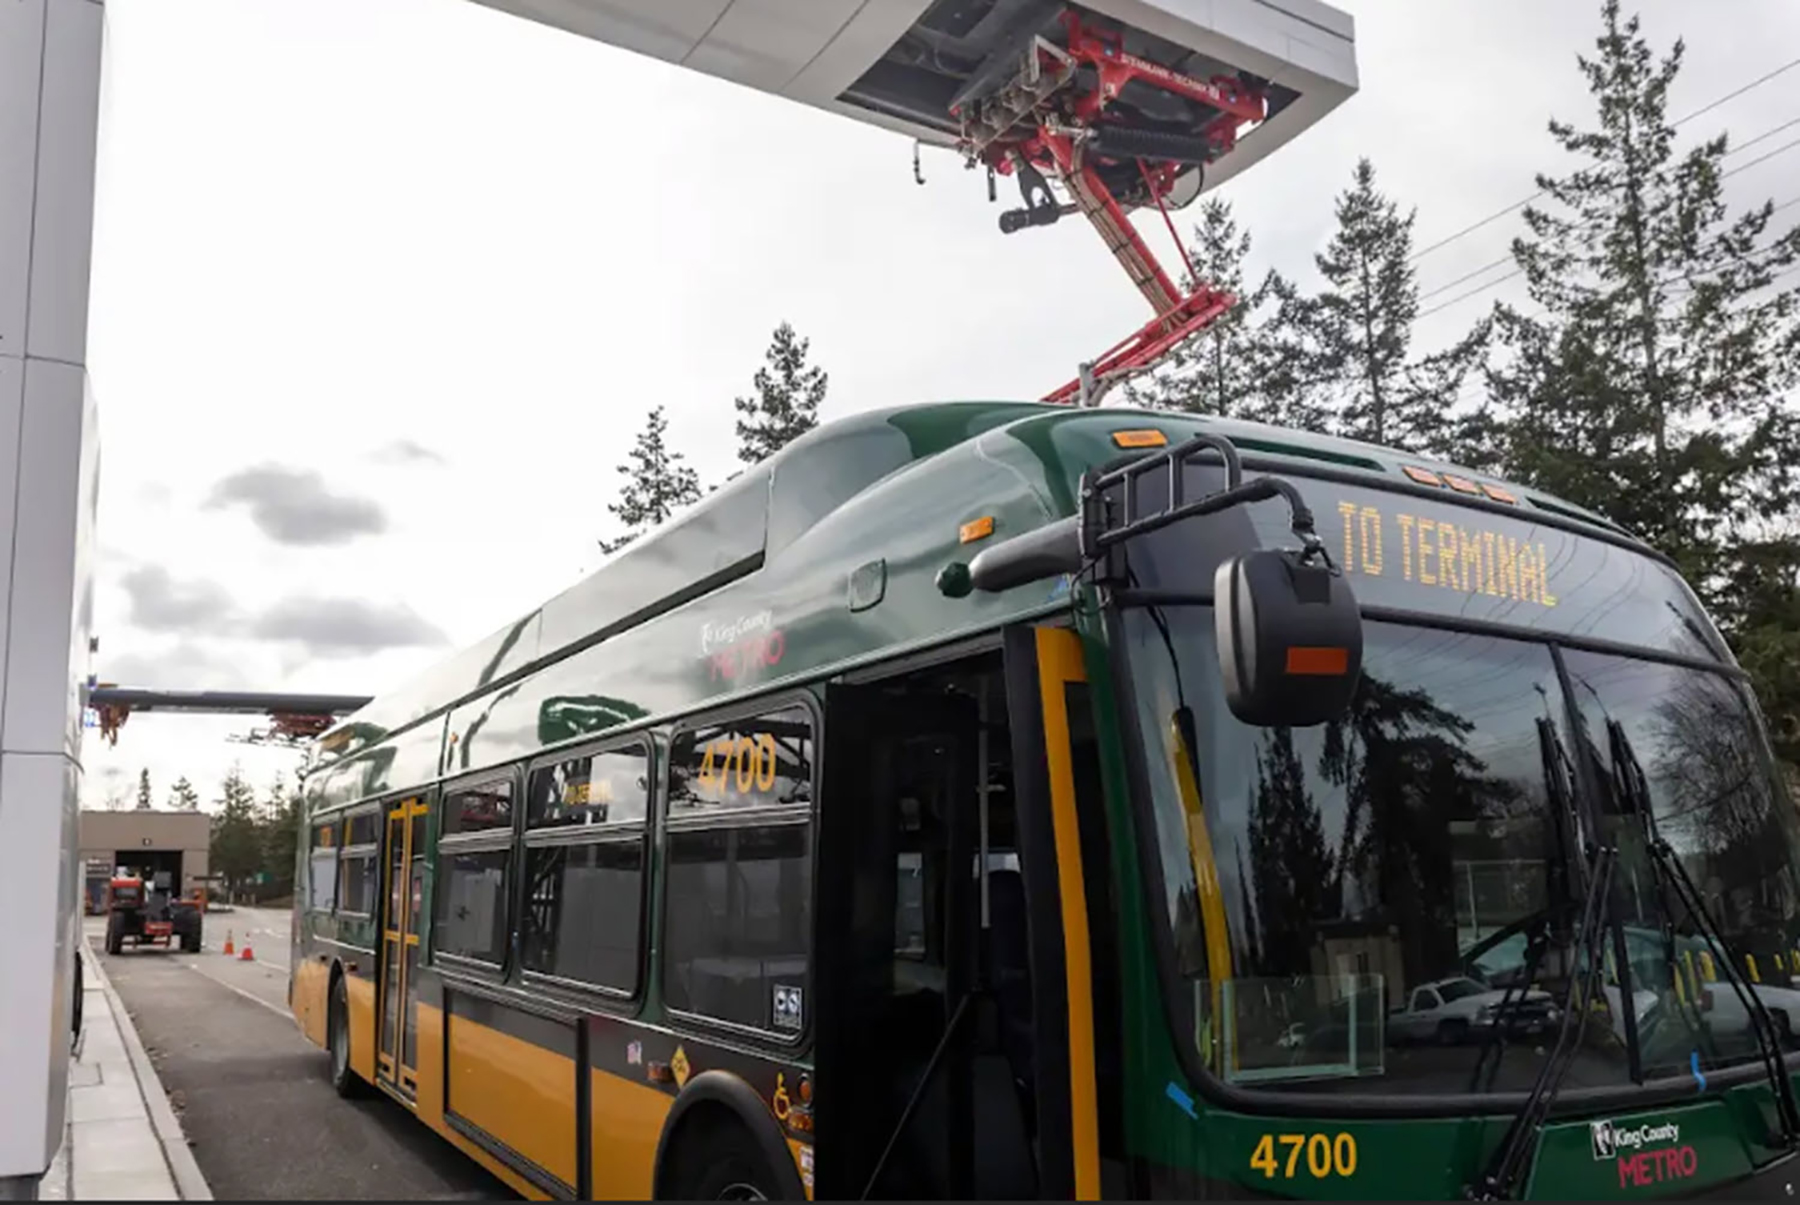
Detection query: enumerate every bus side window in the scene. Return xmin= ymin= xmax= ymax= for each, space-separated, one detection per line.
xmin=520 ymin=741 xmax=651 ymax=995
xmin=662 ymin=705 xmax=815 ymax=1033
xmin=434 ymin=778 xmax=515 ymax=968
xmin=309 ymin=820 xmax=339 ymax=915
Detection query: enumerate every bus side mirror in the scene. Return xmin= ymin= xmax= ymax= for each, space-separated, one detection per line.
xmin=1215 ymin=549 xmax=1362 ymax=727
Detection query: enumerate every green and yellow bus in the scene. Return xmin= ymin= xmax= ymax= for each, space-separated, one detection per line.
xmin=292 ymin=400 xmax=1800 ymax=1200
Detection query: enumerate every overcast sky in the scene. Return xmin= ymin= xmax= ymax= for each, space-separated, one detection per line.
xmin=81 ymin=0 xmax=1800 ymax=809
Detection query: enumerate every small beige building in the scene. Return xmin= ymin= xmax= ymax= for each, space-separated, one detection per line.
xmin=78 ymin=810 xmax=210 ymax=912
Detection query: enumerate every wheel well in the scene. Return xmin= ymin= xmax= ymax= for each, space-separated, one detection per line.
xmin=652 ymin=1073 xmax=806 ymax=1201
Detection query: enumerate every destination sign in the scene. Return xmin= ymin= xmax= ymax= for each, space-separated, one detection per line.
xmin=1118 ymin=467 xmax=1727 ymax=664
xmin=1331 ymin=500 xmax=1558 ymax=609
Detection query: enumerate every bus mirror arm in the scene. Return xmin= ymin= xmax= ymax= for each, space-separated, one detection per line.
xmin=963 ymin=517 xmax=1083 ymax=594
xmin=956 ymin=434 xmax=1321 ymax=600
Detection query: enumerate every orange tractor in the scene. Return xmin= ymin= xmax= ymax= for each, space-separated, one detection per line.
xmin=102 ymin=870 xmax=202 ymax=955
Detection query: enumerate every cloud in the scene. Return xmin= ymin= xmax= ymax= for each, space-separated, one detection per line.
xmin=99 ymin=640 xmax=251 ymax=690
xmin=119 ymin=566 xmax=236 ymax=633
xmin=207 ymin=464 xmax=387 ymax=545
xmin=370 ymin=439 xmax=445 ymax=465
xmin=251 ymin=597 xmax=448 ymax=657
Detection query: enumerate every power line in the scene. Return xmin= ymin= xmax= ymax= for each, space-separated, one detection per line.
xmin=1416 ymin=193 xmax=1800 ymax=318
xmin=1414 ymin=116 xmax=1800 ymax=279
xmin=1419 ymin=253 xmax=1515 ymax=302
xmin=1729 ymin=114 xmax=1800 ymax=158
xmin=1671 ymin=55 xmax=1800 ymax=127
xmin=1411 ymin=195 xmax=1539 ymax=265
xmin=1418 ymin=268 xmax=1524 ymax=320
xmin=1411 ymin=54 xmax=1800 ymax=264
xmin=1721 ymin=135 xmax=1800 ymax=180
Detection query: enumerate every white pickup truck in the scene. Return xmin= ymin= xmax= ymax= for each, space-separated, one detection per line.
xmin=1388 ymin=976 xmax=1562 ymax=1046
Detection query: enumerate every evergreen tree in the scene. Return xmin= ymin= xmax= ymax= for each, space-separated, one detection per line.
xmin=135 ymin=768 xmax=153 ymax=810
xmin=167 ymin=775 xmax=201 ymax=811
xmin=1245 ymin=727 xmax=1338 ymax=976
xmin=1129 ymin=198 xmax=1317 ymax=427
xmin=1306 ymin=158 xmax=1486 ymax=452
xmin=209 ymin=764 xmax=261 ymax=902
xmin=1478 ymin=0 xmax=1800 ymax=760
xmin=734 ymin=321 xmax=827 ymax=465
xmin=598 ymin=404 xmax=702 ymax=554
xmin=259 ymin=775 xmax=299 ymax=900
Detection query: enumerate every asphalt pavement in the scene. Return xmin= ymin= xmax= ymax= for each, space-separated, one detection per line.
xmin=92 ymin=906 xmax=511 ymax=1201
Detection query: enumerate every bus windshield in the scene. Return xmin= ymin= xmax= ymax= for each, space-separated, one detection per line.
xmin=1115 ymin=484 xmax=1800 ymax=1100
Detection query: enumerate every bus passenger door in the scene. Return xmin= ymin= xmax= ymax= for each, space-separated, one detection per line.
xmin=999 ymin=623 xmax=1124 ymax=1201
xmin=814 ymin=671 xmax=987 ymax=1200
xmin=815 ymin=640 xmax=1119 ymax=1200
xmin=377 ymin=795 xmax=427 ymax=1099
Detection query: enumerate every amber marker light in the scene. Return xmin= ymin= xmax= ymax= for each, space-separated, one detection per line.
xmin=959 ymin=516 xmax=996 ymax=543
xmin=1111 ymin=429 xmax=1168 ymax=448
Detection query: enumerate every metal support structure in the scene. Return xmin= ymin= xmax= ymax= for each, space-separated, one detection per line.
xmin=0 ymin=1 xmax=103 ymax=1194
xmin=85 ymin=686 xmax=372 ymax=747
xmin=955 ymin=9 xmax=1263 ymax=405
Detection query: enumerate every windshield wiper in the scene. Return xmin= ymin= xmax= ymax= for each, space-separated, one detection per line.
xmin=1467 ymin=837 xmax=1618 ymax=1200
xmin=1607 ymin=719 xmax=1800 ymax=1148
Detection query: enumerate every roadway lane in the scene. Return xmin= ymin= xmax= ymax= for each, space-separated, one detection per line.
xmin=92 ymin=911 xmax=512 ymax=1201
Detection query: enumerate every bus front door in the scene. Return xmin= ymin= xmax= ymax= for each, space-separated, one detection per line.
xmin=816 ymin=633 xmax=1118 ymax=1199
xmin=377 ymin=796 xmax=426 ymax=1099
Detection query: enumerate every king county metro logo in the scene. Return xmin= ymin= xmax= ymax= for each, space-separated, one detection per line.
xmin=1590 ymin=1119 xmax=1679 ymax=1161
xmin=1589 ymin=1118 xmax=1698 ymax=1189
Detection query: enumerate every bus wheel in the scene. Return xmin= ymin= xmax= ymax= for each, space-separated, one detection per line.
xmin=71 ymin=951 xmax=83 ymax=1039
xmin=328 ymin=975 xmax=363 ymax=1099
xmin=667 ymin=1123 xmax=784 ymax=1201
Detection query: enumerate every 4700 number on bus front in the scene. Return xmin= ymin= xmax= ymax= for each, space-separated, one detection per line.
xmin=1250 ymin=1132 xmax=1357 ymax=1180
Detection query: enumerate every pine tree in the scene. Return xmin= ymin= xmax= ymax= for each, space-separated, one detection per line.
xmin=135 ymin=768 xmax=153 ymax=810
xmin=1128 ymin=198 xmax=1315 ymax=426
xmin=167 ymin=776 xmax=201 ymax=811
xmin=209 ymin=765 xmax=261 ymax=902
xmin=1306 ymin=158 xmax=1486 ymax=452
xmin=258 ymin=775 xmax=299 ymax=899
xmin=734 ymin=321 xmax=827 ymax=465
xmin=598 ymin=404 xmax=702 ymax=554
xmin=1478 ymin=0 xmax=1800 ymax=760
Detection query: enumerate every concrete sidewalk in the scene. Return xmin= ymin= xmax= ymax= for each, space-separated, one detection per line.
xmin=40 ymin=941 xmax=212 ymax=1200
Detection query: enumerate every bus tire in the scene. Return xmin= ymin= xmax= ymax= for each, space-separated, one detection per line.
xmin=664 ymin=1120 xmax=787 ymax=1201
xmin=71 ymin=950 xmax=83 ymax=1040
xmin=327 ymin=973 xmax=364 ymax=1099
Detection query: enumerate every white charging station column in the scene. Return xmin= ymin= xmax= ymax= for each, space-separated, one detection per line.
xmin=0 ymin=0 xmax=103 ymax=1196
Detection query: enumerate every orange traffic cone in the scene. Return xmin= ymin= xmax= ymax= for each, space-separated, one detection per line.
xmin=239 ymin=944 xmax=254 ymax=961
xmin=222 ymin=930 xmax=235 ymax=956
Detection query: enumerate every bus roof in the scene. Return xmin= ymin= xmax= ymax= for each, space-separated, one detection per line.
xmin=305 ymin=401 xmax=1643 ymax=803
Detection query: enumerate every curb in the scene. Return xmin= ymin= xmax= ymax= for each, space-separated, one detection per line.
xmin=80 ymin=939 xmax=214 ymax=1201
